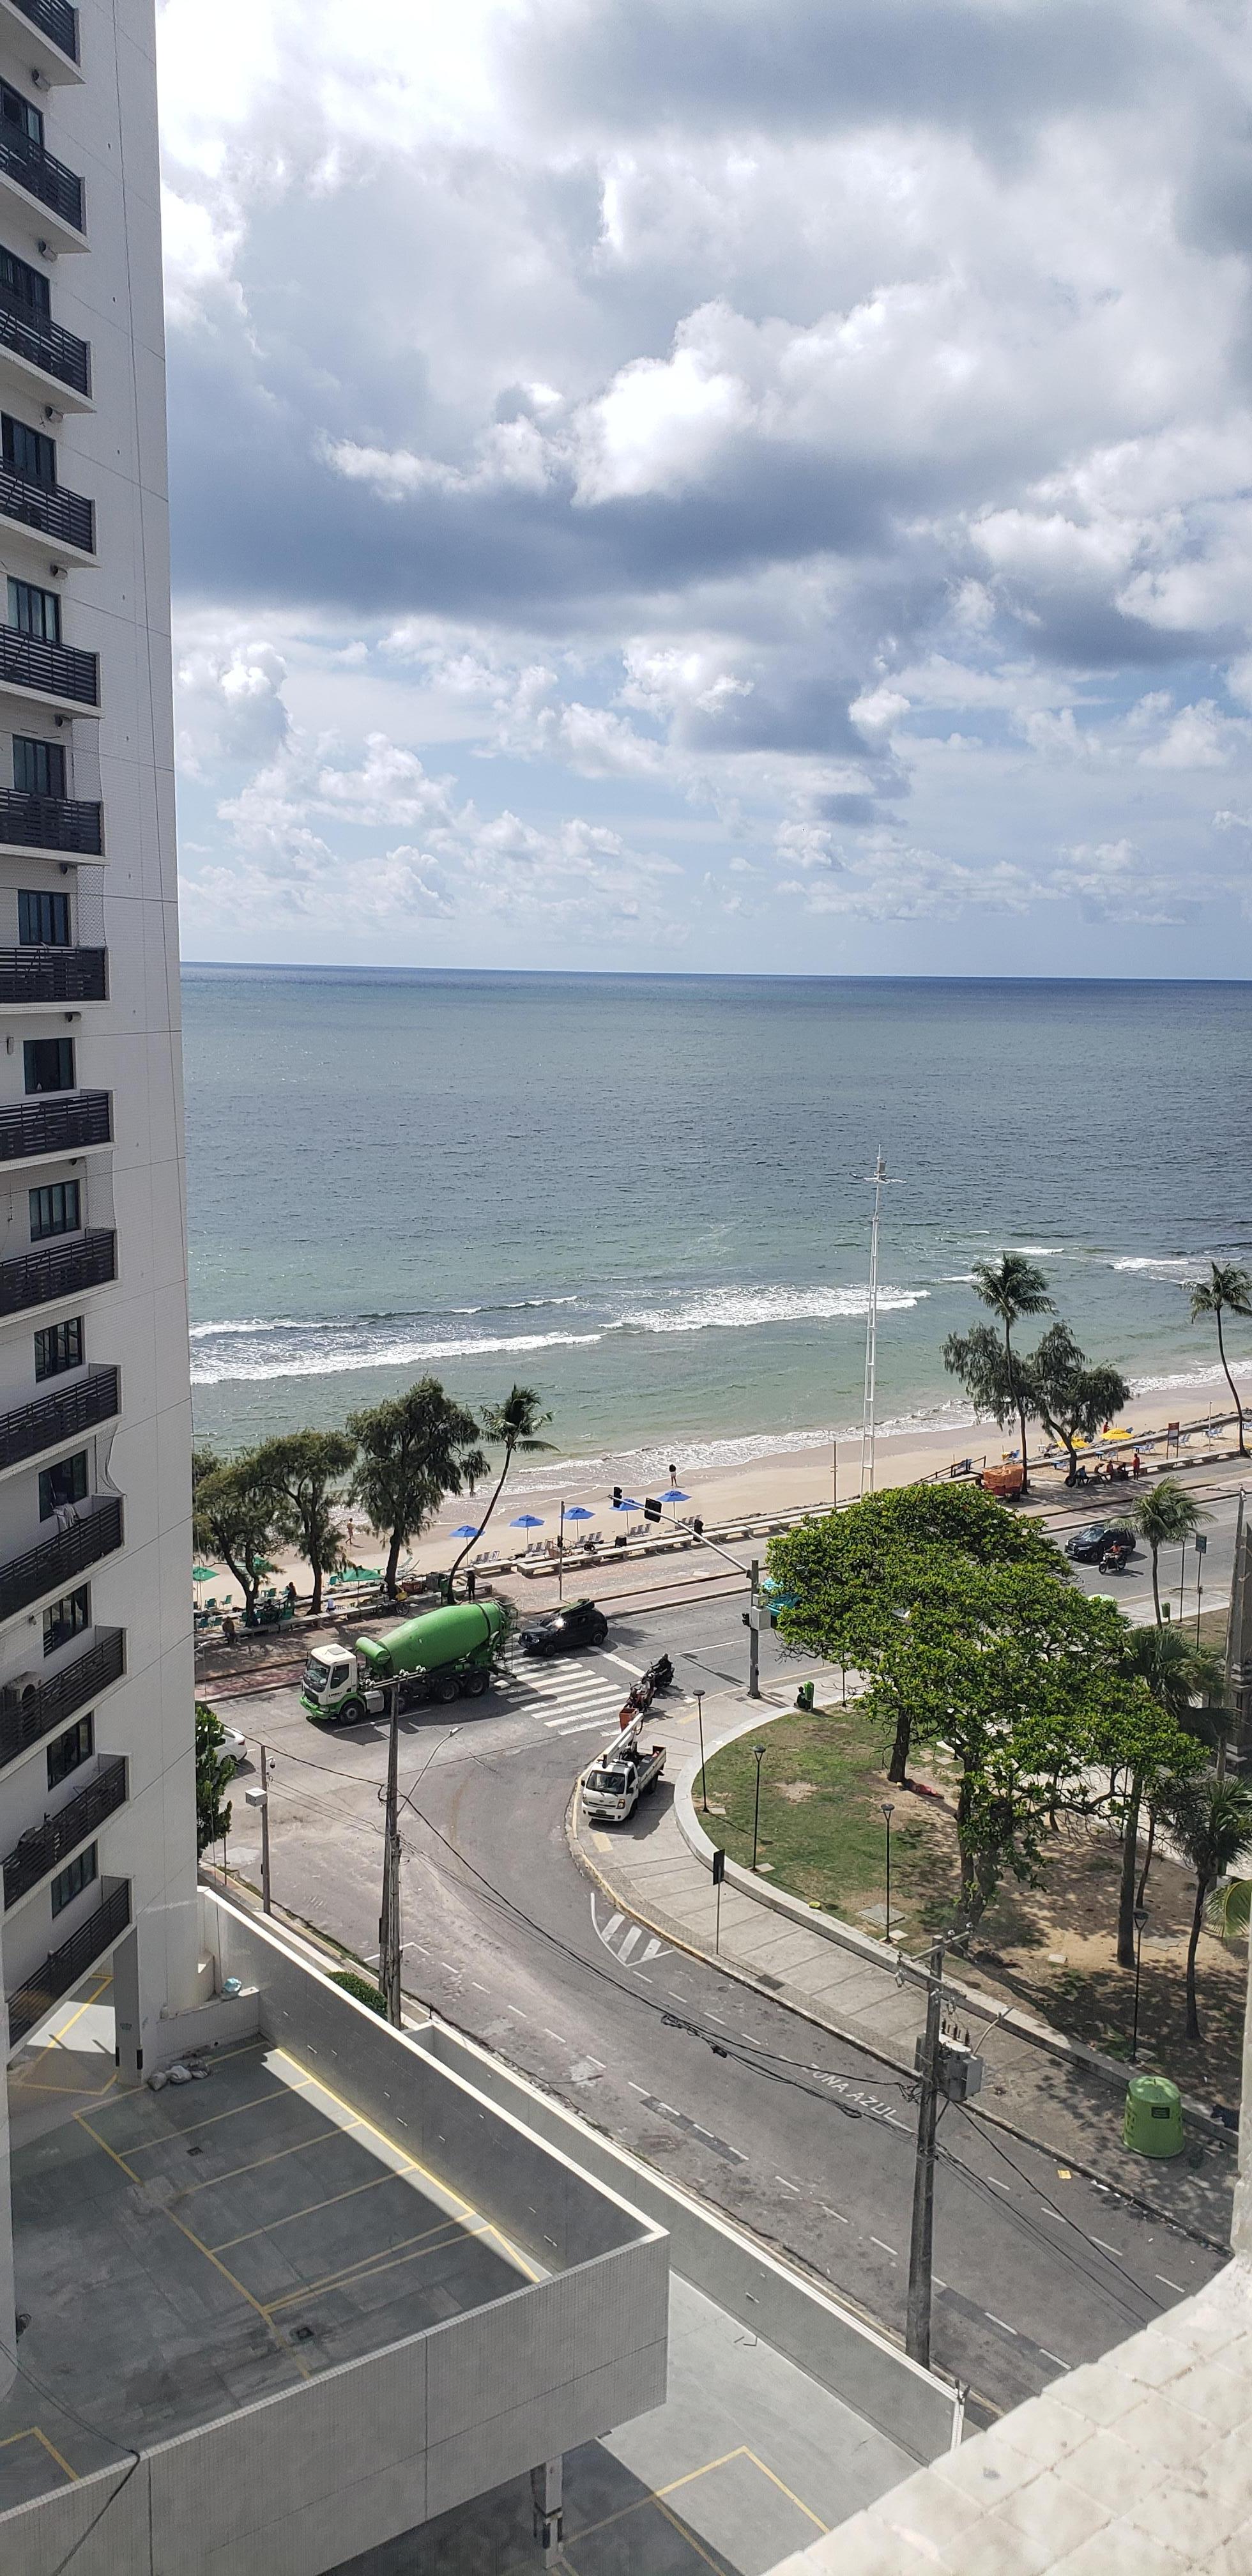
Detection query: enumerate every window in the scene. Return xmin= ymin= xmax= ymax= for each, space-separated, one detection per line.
xmin=14 ymin=736 xmax=65 ymax=798
xmin=43 ymin=1583 xmax=88 ymax=1654
xmin=29 ymin=1179 xmax=80 ymax=1241
xmin=50 ymin=1842 xmax=96 ymax=1917
xmin=0 ymin=246 xmax=49 ymax=319
xmin=39 ymin=1448 xmax=87 ymax=1518
xmin=19 ymin=889 xmax=70 ymax=947
xmin=0 ymin=82 xmax=42 ymax=149
xmin=24 ymin=1036 xmax=74 ymax=1094
xmin=7 ymin=579 xmax=60 ymax=644
xmin=34 ymin=1317 xmax=82 ymax=1381
xmin=2 ymin=415 xmax=55 ymax=486
xmin=47 ymin=1711 xmax=91 ymax=1789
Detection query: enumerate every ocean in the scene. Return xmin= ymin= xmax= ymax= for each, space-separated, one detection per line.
xmin=183 ymin=968 xmax=1252 ymax=1488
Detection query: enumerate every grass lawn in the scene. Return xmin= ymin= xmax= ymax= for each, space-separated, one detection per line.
xmin=701 ymin=1701 xmax=1248 ymax=2104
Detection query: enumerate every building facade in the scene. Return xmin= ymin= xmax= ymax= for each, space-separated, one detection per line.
xmin=0 ymin=0 xmax=197 ymax=2388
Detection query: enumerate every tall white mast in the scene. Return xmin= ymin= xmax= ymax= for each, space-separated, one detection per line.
xmin=860 ymin=1148 xmax=887 ymax=1497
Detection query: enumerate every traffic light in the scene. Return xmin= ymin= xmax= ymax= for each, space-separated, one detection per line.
xmin=612 ymin=1486 xmax=622 ymax=1508
xmin=643 ymin=1496 xmax=662 ymax=1523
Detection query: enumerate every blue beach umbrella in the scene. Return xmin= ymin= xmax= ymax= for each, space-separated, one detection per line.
xmin=451 ymin=1524 xmax=480 ymax=1539
xmin=565 ymin=1505 xmax=594 ymax=1523
xmin=661 ymin=1487 xmax=689 ymax=1504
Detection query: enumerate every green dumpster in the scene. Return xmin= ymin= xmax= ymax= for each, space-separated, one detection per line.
xmin=1123 ymin=2074 xmax=1184 ymax=2159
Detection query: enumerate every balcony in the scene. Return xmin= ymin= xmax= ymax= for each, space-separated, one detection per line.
xmin=0 ymin=1088 xmax=110 ymax=1164
xmin=0 ymin=293 xmax=89 ymax=403
xmin=7 ymin=0 xmax=79 ymax=70
xmin=0 ymin=947 xmax=105 ymax=1005
xmin=0 ymin=789 xmax=101 ymax=854
xmin=0 ymin=1493 xmax=123 ymax=1625
xmin=3 ymin=1752 xmax=126 ymax=1906
xmin=0 ymin=463 xmax=93 ymax=555
xmin=0 ymin=1365 xmax=118 ymax=1475
xmin=0 ymin=625 xmax=98 ymax=707
xmin=0 ymin=1625 xmax=124 ymax=1772
xmin=0 ymin=128 xmax=83 ymax=239
xmin=0 ymin=1227 xmax=115 ymax=1318
xmin=7 ymin=1874 xmax=128 ymax=2041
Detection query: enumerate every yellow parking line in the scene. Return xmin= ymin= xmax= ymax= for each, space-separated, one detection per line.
xmin=211 ymin=2166 xmax=403 ymax=2251
xmin=9 ymin=1977 xmax=111 ymax=2084
xmin=103 ymin=2080 xmax=312 ymax=2150
xmin=263 ymin=2215 xmax=477 ymax=2313
xmin=742 ymin=2449 xmax=827 ymax=2531
xmin=269 ymin=2048 xmax=475 ymax=2221
xmin=0 ymin=2426 xmax=77 ymax=2483
xmin=179 ymin=2124 xmax=358 ymax=2202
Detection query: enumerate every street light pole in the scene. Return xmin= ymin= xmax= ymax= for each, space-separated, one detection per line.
xmin=244 ymin=1749 xmax=271 ymax=1915
xmin=696 ymin=1692 xmax=707 ymax=1811
xmin=378 ymin=1678 xmax=402 ymax=2027
xmin=751 ymin=1743 xmax=766 ymax=1874
xmin=1130 ymin=1903 xmax=1149 ymax=2062
xmin=748 ymin=1558 xmax=761 ymax=1699
xmin=881 ymin=1800 xmax=894 ymax=1944
xmin=906 ymin=1935 xmax=945 ymax=2368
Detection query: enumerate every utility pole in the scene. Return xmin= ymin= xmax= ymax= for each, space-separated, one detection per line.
xmin=378 ymin=1679 xmax=402 ymax=2026
xmin=748 ymin=1558 xmax=760 ymax=1699
xmin=906 ymin=1935 xmax=945 ymax=2368
xmin=1226 ymin=1490 xmax=1250 ymax=1754
xmin=860 ymin=1149 xmax=888 ymax=1498
xmin=244 ymin=1749 xmax=271 ymax=1915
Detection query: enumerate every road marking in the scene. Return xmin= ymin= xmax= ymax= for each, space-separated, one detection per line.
xmin=639 ymin=2092 xmax=747 ymax=2165
xmin=1156 ymin=2273 xmax=1187 ymax=2293
xmin=706 ymin=2011 xmax=725 ymax=2023
xmin=439 ymin=1962 xmax=459 ymax=1976
xmin=666 ymin=1988 xmax=686 ymax=2001
xmin=640 ymin=1938 xmax=664 ymax=1962
xmin=618 ymin=1926 xmax=643 ymax=1963
xmin=505 ymin=2006 xmax=526 ymax=2020
xmin=471 ymin=1981 xmax=488 ymax=1992
xmin=629 ymin=2081 xmax=648 ymax=2094
xmin=1041 ymin=2350 xmax=1070 ymax=2369
xmin=544 ymin=2030 xmax=569 ymax=2044
xmin=602 ymin=1912 xmax=625 ymax=1943
xmin=740 ymin=2034 xmax=762 ymax=2046
xmin=1090 ymin=2237 xmax=1120 ymax=2255
xmin=821 ymin=2205 xmax=848 ymax=2225
xmin=985 ymin=2313 xmax=1019 ymax=2336
xmin=603 ymin=1652 xmax=646 ymax=1677
xmin=591 ymin=1829 xmax=611 ymax=1851
xmin=985 ymin=2176 xmax=1011 ymax=2191
xmin=632 ymin=1971 xmax=653 ymax=1982
xmin=775 ymin=2175 xmax=800 ymax=2194
xmin=870 ymin=2237 xmax=897 ymax=2258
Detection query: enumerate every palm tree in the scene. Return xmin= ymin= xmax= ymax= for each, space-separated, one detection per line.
xmin=1131 ymin=1477 xmax=1209 ymax=1624
xmin=1116 ymin=1627 xmax=1225 ymax=1965
xmin=1189 ymin=1261 xmax=1252 ymax=1457
xmin=1161 ymin=1775 xmax=1252 ymax=2040
xmin=969 ymin=1254 xmax=1053 ymax=1493
xmin=448 ymin=1384 xmax=554 ymax=1590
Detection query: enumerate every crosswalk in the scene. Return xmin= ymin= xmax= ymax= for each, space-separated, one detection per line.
xmin=499 ymin=1653 xmax=633 ymax=1740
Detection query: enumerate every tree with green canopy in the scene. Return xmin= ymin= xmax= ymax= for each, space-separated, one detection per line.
xmin=447 ymin=1383 xmax=554 ymax=1592
xmin=1113 ymin=1626 xmax=1219 ymax=1966
xmin=1189 ymin=1261 xmax=1252 ymax=1457
xmin=1023 ymin=1322 xmax=1130 ymax=1487
xmin=195 ymin=1701 xmax=234 ymax=1857
xmin=946 ymin=1253 xmax=1054 ymax=1494
xmin=254 ymin=1428 xmax=357 ymax=1617
xmin=192 ymin=1446 xmax=284 ymax=1626
xmin=347 ymin=1378 xmax=485 ymax=1597
xmin=1159 ymin=1775 xmax=1252 ymax=2039
xmin=1131 ymin=1476 xmax=1209 ymax=1624
xmin=767 ymin=1481 xmax=1074 ymax=1787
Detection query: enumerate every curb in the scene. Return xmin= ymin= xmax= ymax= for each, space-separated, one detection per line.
xmin=565 ymin=1795 xmax=1235 ymax=2257
xmin=678 ymin=1706 xmax=1240 ymax=2149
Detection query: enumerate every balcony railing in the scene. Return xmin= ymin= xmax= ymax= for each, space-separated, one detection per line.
xmin=0 ymin=947 xmax=106 ymax=1005
xmin=0 ymin=1228 xmax=116 ymax=1319
xmin=0 ymin=625 xmax=97 ymax=707
xmin=0 ymin=1365 xmax=118 ymax=1474
xmin=0 ymin=1089 xmax=110 ymax=1163
xmin=0 ymin=1627 xmax=124 ymax=1772
xmin=3 ymin=1753 xmax=126 ymax=1906
xmin=0 ymin=463 xmax=93 ymax=554
xmin=0 ymin=292 xmax=89 ymax=398
xmin=0 ymin=130 xmax=83 ymax=234
xmin=0 ymin=789 xmax=101 ymax=854
xmin=0 ymin=1494 xmax=122 ymax=1625
xmin=7 ymin=1876 xmax=129 ymax=2042
xmin=10 ymin=0 xmax=79 ymax=66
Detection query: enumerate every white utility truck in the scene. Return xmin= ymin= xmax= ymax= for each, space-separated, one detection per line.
xmin=579 ymin=1710 xmax=666 ymax=1824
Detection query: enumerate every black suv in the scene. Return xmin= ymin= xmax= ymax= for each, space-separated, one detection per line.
xmin=1064 ymin=1521 xmax=1136 ymax=1564
xmin=519 ymin=1598 xmax=609 ymax=1656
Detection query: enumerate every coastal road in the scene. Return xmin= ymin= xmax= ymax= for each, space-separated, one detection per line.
xmin=217 ymin=1593 xmax=1223 ymax=2422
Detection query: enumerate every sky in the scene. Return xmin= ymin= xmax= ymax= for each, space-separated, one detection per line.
xmin=158 ymin=0 xmax=1252 ymax=977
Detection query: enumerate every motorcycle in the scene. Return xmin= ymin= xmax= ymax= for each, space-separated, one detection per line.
xmin=617 ymin=1652 xmax=675 ymax=1728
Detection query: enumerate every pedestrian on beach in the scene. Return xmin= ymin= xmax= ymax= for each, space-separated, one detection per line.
xmin=284 ymin=1581 xmax=296 ymax=1610
xmin=1133 ymin=1450 xmax=1141 ymax=1478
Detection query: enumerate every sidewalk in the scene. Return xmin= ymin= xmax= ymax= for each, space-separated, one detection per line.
xmin=569 ymin=1678 xmax=1237 ymax=2250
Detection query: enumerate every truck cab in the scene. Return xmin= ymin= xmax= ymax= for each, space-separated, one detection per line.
xmin=301 ymin=1650 xmax=378 ymax=1726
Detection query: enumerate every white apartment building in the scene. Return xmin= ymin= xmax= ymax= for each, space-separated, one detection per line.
xmin=0 ymin=0 xmax=198 ymax=2388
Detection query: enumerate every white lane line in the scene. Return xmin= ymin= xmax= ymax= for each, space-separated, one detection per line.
xmin=740 ymin=2034 xmax=762 ymax=2046
xmin=1090 ymin=2237 xmax=1120 ymax=2255
xmin=821 ymin=2205 xmax=849 ymax=2225
xmin=632 ymin=1971 xmax=653 ymax=1983
xmin=439 ymin=1961 xmax=460 ymax=1975
xmin=666 ymin=1988 xmax=686 ymax=2001
xmin=553 ymin=1717 xmax=620 ymax=1737
xmin=1156 ymin=2273 xmax=1188 ymax=2294
xmin=870 ymin=2237 xmax=897 ymax=2258
xmin=986 ymin=2177 xmax=1011 ymax=2192
xmin=986 ymin=2313 xmax=1019 ymax=2337
xmin=544 ymin=2028 xmax=569 ymax=2043
xmin=603 ymin=1652 xmax=645 ymax=1676
xmin=618 ymin=1925 xmax=644 ymax=1963
xmin=471 ymin=1980 xmax=489 ymax=1991
xmin=706 ymin=2011 xmax=726 ymax=2023
xmin=505 ymin=2005 xmax=526 ymax=2020
xmin=628 ymin=2080 xmax=648 ymax=2094
xmin=775 ymin=2175 xmax=801 ymax=2194
xmin=1041 ymin=2349 xmax=1070 ymax=2370
xmin=1041 ymin=2209 xmax=1067 ymax=2223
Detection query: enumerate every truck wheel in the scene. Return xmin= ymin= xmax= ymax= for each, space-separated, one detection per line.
xmin=436 ymin=1674 xmax=461 ymax=1703
xmin=464 ymin=1667 xmax=489 ymax=1696
xmin=339 ymin=1698 xmax=366 ymax=1726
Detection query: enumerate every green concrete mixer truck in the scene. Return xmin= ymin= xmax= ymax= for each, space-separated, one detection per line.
xmin=300 ymin=1600 xmax=507 ymax=1726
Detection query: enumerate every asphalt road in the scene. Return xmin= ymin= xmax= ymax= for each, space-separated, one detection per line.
xmin=217 ymin=1586 xmax=1224 ymax=2422
xmin=1041 ymin=1472 xmax=1245 ymax=1630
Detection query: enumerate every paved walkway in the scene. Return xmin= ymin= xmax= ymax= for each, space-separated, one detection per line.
xmin=570 ymin=1679 xmax=1237 ymax=2248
